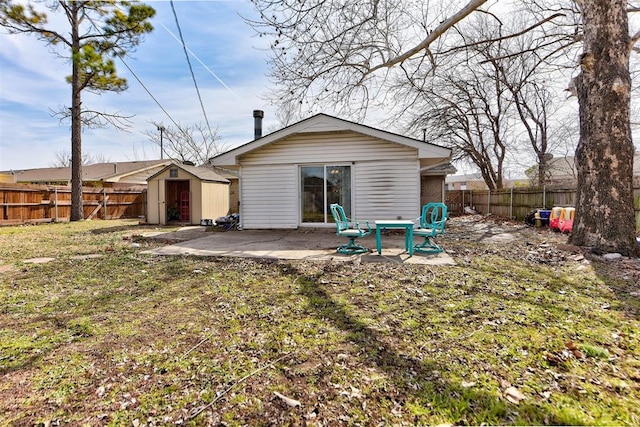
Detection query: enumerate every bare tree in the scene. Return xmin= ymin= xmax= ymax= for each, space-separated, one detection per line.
xmin=146 ymin=122 xmax=225 ymax=166
xmin=404 ymin=12 xmax=569 ymax=190
xmin=249 ymin=0 xmax=490 ymax=119
xmin=0 ymin=1 xmax=155 ymax=220
xmin=410 ymin=64 xmax=512 ymax=190
xmin=50 ymin=150 xmax=111 ymax=168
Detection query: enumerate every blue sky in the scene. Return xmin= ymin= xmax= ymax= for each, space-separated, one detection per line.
xmin=0 ymin=0 xmax=278 ymax=170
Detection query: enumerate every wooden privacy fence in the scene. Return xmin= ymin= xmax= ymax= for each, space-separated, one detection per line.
xmin=446 ymin=187 xmax=640 ymax=230
xmin=0 ymin=183 xmax=146 ymax=226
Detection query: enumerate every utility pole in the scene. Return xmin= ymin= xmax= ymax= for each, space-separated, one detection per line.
xmin=157 ymin=125 xmax=165 ymax=159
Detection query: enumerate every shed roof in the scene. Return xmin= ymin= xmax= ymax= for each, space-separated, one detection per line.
xmin=148 ymin=162 xmax=230 ymax=184
xmin=210 ymin=113 xmax=452 ymax=167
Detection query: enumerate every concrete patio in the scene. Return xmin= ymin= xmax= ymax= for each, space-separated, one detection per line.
xmin=140 ymin=227 xmax=455 ymax=265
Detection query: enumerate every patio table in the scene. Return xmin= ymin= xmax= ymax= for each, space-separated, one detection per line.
xmin=374 ymin=220 xmax=415 ymax=256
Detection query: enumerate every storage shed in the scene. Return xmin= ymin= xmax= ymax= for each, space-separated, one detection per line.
xmin=210 ymin=113 xmax=453 ymax=229
xmin=146 ymin=162 xmax=230 ymax=225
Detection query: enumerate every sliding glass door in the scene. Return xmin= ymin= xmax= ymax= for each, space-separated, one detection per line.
xmin=301 ymin=165 xmax=351 ymax=223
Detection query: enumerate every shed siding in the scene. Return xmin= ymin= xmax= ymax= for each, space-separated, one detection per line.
xmin=147 ymin=180 xmax=160 ymax=224
xmin=354 ymin=160 xmax=421 ymax=221
xmin=240 ymin=165 xmax=298 ymax=229
xmin=240 ymin=132 xmax=416 ymax=166
xmin=190 ymin=179 xmax=202 ymax=224
xmin=201 ymin=181 xmax=230 ymax=220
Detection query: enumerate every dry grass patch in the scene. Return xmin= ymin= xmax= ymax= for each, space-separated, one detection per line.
xmin=0 ymin=219 xmax=639 ymax=426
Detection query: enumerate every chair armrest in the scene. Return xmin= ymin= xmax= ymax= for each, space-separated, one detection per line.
xmin=433 ymin=219 xmax=447 ymax=233
xmin=349 ymin=219 xmax=372 ymax=235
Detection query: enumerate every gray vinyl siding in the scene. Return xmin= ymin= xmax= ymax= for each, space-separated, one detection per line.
xmin=240 ymin=164 xmax=298 ymax=229
xmin=240 ymin=132 xmax=416 ymax=165
xmin=238 ymin=131 xmax=422 ymax=229
xmin=354 ymin=160 xmax=421 ymax=221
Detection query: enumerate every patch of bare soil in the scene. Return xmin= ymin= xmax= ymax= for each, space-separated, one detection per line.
xmin=443 ymin=214 xmax=640 ymax=287
xmin=443 ymin=214 xmax=572 ymax=261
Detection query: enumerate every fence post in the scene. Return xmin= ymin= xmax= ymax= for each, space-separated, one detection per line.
xmin=543 ymin=186 xmax=546 ymax=209
xmin=510 ymin=187 xmax=513 ymax=219
xmin=487 ymin=189 xmax=490 ymax=214
xmin=462 ymin=190 xmax=465 ymax=213
xmin=103 ymin=187 xmax=107 ymax=220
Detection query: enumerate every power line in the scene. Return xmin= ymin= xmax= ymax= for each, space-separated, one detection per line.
xmin=117 ymin=56 xmax=182 ymax=132
xmin=160 ymin=22 xmax=239 ymax=100
xmin=170 ymin=0 xmax=216 ymax=142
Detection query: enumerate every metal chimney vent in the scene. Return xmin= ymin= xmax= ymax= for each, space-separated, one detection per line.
xmin=253 ymin=110 xmax=264 ymax=140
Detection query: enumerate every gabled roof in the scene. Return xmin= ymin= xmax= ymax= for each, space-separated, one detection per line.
xmin=148 ymin=162 xmax=229 ymax=184
xmin=210 ymin=113 xmax=452 ymax=166
xmin=4 ymin=160 xmax=172 ymax=184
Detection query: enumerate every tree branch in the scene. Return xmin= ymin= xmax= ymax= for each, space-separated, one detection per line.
xmin=363 ymin=0 xmax=489 ymax=77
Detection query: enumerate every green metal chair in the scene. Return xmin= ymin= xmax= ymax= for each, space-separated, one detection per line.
xmin=413 ymin=202 xmax=448 ymax=253
xmin=329 ymin=203 xmax=372 ymax=255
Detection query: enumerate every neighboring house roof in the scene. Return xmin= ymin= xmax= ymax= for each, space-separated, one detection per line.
xmin=3 ymin=160 xmax=172 ymax=184
xmin=545 ymin=153 xmax=640 ymax=180
xmin=445 ymin=173 xmax=485 ymax=184
xmin=211 ymin=113 xmax=452 ymax=167
xmin=148 ymin=162 xmax=230 ymax=184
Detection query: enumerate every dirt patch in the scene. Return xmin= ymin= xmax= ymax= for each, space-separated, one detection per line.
xmin=442 ymin=214 xmax=571 ymax=260
xmin=23 ymin=257 xmax=56 ymax=264
xmin=0 ymin=264 xmax=15 ymax=274
xmin=444 ymin=214 xmax=640 ymax=290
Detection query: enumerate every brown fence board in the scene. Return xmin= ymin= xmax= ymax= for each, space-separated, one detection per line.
xmin=0 ymin=183 xmax=146 ymax=225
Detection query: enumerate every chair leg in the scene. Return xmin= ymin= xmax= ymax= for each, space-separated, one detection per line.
xmin=336 ymin=237 xmax=369 ymax=255
xmin=413 ymin=236 xmax=443 ymax=254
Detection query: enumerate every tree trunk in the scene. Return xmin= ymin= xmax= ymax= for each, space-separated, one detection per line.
xmin=69 ymin=2 xmax=83 ymax=221
xmin=569 ymin=0 xmax=639 ymax=256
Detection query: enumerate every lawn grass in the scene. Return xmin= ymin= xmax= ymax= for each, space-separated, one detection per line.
xmin=0 ymin=219 xmax=639 ymax=426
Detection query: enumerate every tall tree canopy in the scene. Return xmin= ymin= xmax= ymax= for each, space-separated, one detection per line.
xmin=0 ymin=0 xmax=155 ymax=220
xmin=250 ymin=0 xmax=640 ymax=256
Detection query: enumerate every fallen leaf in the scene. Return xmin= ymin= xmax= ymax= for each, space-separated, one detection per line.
xmin=274 ymin=391 xmax=301 ymax=408
xmin=565 ymin=341 xmax=584 ymax=359
xmin=504 ymin=386 xmax=525 ymax=404
xmin=461 ymin=380 xmax=476 ymax=388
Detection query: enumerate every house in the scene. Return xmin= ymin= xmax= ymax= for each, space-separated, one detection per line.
xmin=146 ymin=162 xmax=230 ymax=225
xmin=445 ymin=173 xmax=488 ymax=191
xmin=446 ymin=173 xmax=530 ymax=190
xmin=209 ymin=113 xmax=454 ymax=229
xmin=543 ymin=153 xmax=640 ymax=187
xmin=2 ymin=160 xmax=172 ymax=187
